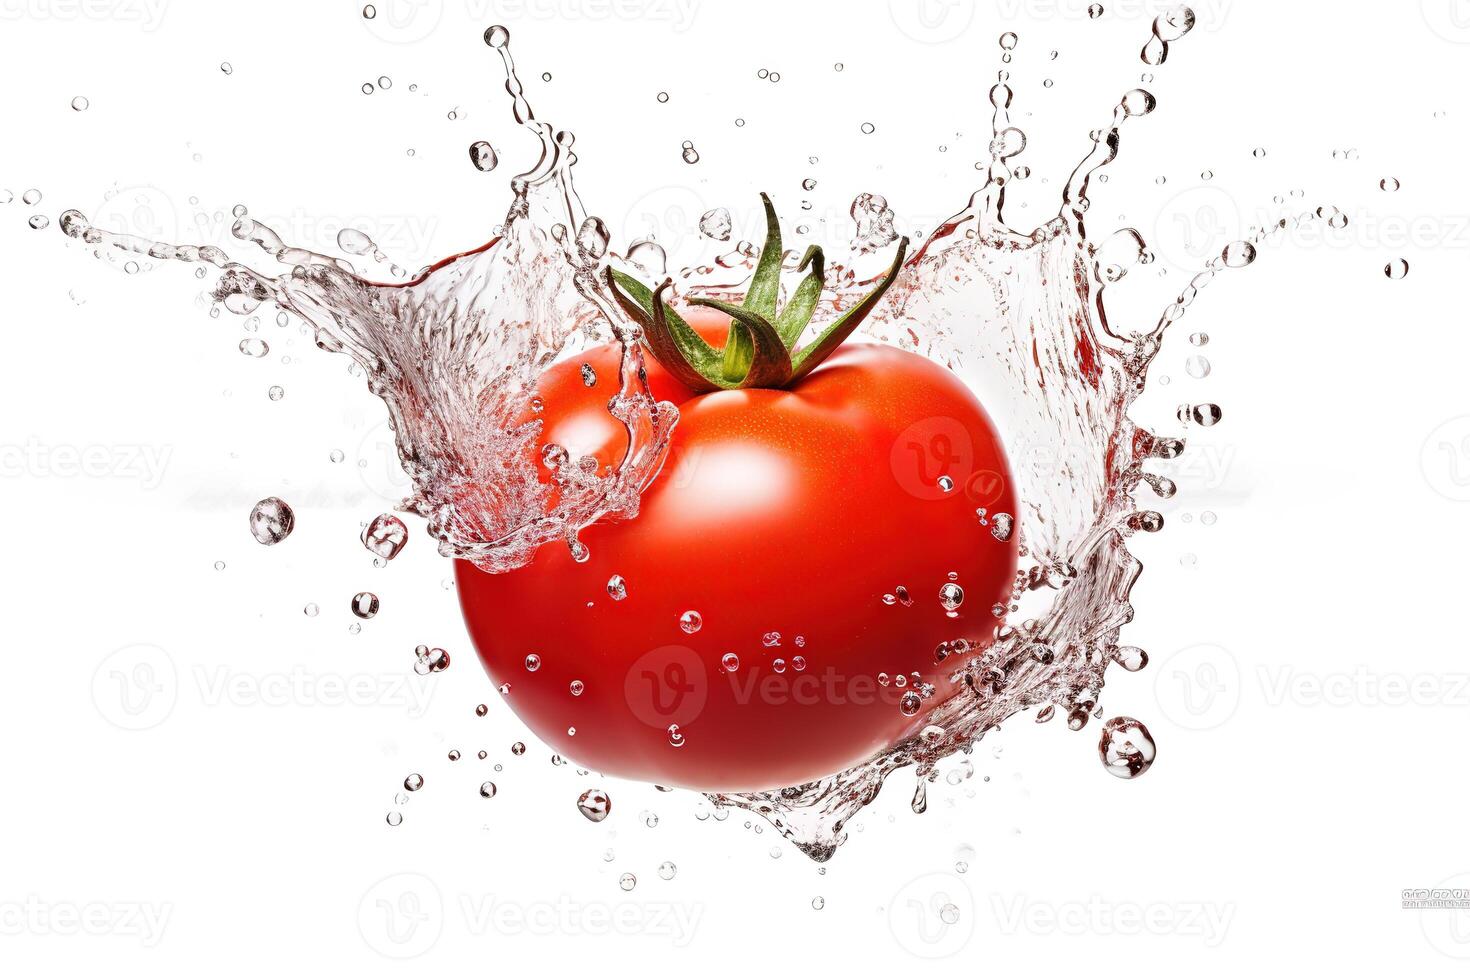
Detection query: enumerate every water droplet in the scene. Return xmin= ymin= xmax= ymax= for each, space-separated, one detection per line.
xmin=220 ymin=62 xmax=233 ymax=75
xmin=71 ymin=96 xmax=89 ymax=112
xmin=860 ymin=122 xmax=875 ymax=135
xmin=511 ymin=741 xmax=526 ymax=756
xmin=606 ymin=574 xmax=627 ymax=600
xmin=939 ymin=582 xmax=965 ymax=612
xmin=667 ymin=724 xmax=686 ymax=748
xmin=28 ymin=215 xmax=49 ymax=230
xmin=658 ymin=861 xmax=677 ymax=880
xmin=267 ymin=385 xmax=285 ymax=402
xmin=1221 ymin=241 xmax=1256 ymax=268
xmin=1088 ymin=3 xmax=1104 ymax=17
xmin=721 ymin=652 xmax=740 ymax=672
xmin=403 ymin=773 xmax=424 ymax=792
xmin=899 ymin=691 xmax=922 ymax=716
xmin=480 ymin=781 xmax=497 ymax=798
xmin=524 ymin=653 xmax=541 ymax=672
xmin=657 ymin=91 xmax=669 ymax=103
xmin=679 ymin=610 xmax=703 ymax=634
xmin=248 ymin=497 xmax=295 ymax=545
xmin=699 ymin=208 xmax=732 ymax=241
xmin=303 ymin=602 xmax=319 ymax=617
xmin=576 ymin=788 xmax=611 ymax=821
xmin=569 ymin=679 xmax=584 ymax=696
xmin=1185 ymin=355 xmax=1211 ymax=378
xmin=351 ymin=591 xmax=379 ymax=619
xmin=619 ymin=873 xmax=637 ymax=892
xmin=361 ymin=4 xmax=375 ymax=18
xmin=1099 ymin=716 xmax=1157 ymax=778
xmin=469 ymin=141 xmax=498 ymax=172
xmin=385 ymin=811 xmax=402 ymax=826
xmin=991 ymin=513 xmax=1015 ymax=542
xmin=811 ymin=896 xmax=825 ymax=910
xmin=1380 ymin=176 xmax=1400 ymax=192
xmin=361 ymin=513 xmax=408 ymax=560
xmin=681 ymin=140 xmax=699 ymax=164
xmin=239 ymin=337 xmax=269 ymax=358
xmin=1385 ymin=258 xmax=1409 ymax=280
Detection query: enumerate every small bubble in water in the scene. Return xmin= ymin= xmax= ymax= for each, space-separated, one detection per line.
xmin=362 ymin=4 xmax=375 ymax=17
xmin=377 ymin=76 xmax=392 ymax=90
xmin=721 ymin=652 xmax=740 ymax=671
xmin=1384 ymin=258 xmax=1409 ymax=280
xmin=606 ymin=574 xmax=627 ymax=600
xmin=475 ymin=704 xmax=488 ymax=718
xmin=220 ymin=62 xmax=233 ymax=75
xmin=860 ymin=122 xmax=875 ymax=135
xmin=1252 ymin=147 xmax=1266 ymax=158
xmin=1190 ymin=403 xmax=1223 ymax=427
xmin=511 ymin=741 xmax=526 ymax=756
xmin=469 ymin=140 xmax=498 ymax=172
xmin=679 ymin=610 xmax=703 ymax=634
xmin=1189 ymin=331 xmax=1209 ymax=346
xmin=28 ymin=215 xmax=49 ymax=230
xmin=403 ymin=773 xmax=424 ymax=792
xmin=480 ymin=781 xmax=497 ymax=798
xmin=303 ymin=602 xmax=319 ymax=617
xmin=1087 ymin=3 xmax=1103 ymax=16
xmin=667 ymin=724 xmax=686 ymax=748
xmin=619 ymin=873 xmax=637 ymax=892
xmin=239 ymin=337 xmax=269 ymax=358
xmin=681 ymin=140 xmax=699 ymax=164
xmin=580 ymin=362 xmax=597 ymax=387
xmin=361 ymin=513 xmax=408 ymax=560
xmin=385 ymin=811 xmax=402 ymax=826
xmin=940 ymin=903 xmax=960 ymax=924
xmin=1380 ymin=177 xmax=1400 ymax=192
xmin=812 ymin=896 xmax=825 ymax=910
xmin=447 ymin=749 xmax=460 ymax=761
xmin=899 ymin=691 xmax=922 ymax=716
xmin=71 ymin=96 xmax=89 ymax=111
xmin=1099 ymin=716 xmax=1157 ymax=778
xmin=658 ymin=861 xmax=677 ymax=880
xmin=939 ymin=582 xmax=964 ymax=612
xmin=1185 ymin=355 xmax=1211 ymax=378
xmin=1220 ymin=241 xmax=1256 ymax=268
xmin=699 ymin=207 xmax=732 ymax=241
xmin=267 ymin=385 xmax=285 ymax=401
xmin=23 ymin=189 xmax=43 ymax=206
xmin=351 ymin=591 xmax=379 ymax=619
xmin=577 ymin=788 xmax=612 ymax=822
xmin=569 ymin=680 xmax=584 ymax=696
xmin=524 ymin=653 xmax=541 ymax=672
xmin=248 ymin=497 xmax=295 ymax=545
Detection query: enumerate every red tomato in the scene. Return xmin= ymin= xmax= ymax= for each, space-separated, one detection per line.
xmin=456 ymin=309 xmax=1018 ymax=791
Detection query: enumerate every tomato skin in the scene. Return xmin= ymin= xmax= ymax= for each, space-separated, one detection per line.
xmin=455 ymin=311 xmax=1018 ymax=792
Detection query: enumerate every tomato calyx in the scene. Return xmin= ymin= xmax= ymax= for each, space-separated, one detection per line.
xmin=606 ymin=193 xmax=910 ymax=392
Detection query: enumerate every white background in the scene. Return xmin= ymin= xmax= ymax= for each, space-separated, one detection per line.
xmin=3 ymin=0 xmax=1470 ymax=973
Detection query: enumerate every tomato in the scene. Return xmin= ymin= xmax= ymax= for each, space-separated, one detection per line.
xmin=456 ymin=200 xmax=1018 ymax=791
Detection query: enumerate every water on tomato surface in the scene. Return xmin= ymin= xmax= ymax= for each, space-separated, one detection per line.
xmin=57 ymin=9 xmax=1320 ymax=860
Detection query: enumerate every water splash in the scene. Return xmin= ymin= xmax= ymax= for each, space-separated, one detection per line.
xmin=58 ymin=13 xmax=1327 ymax=860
